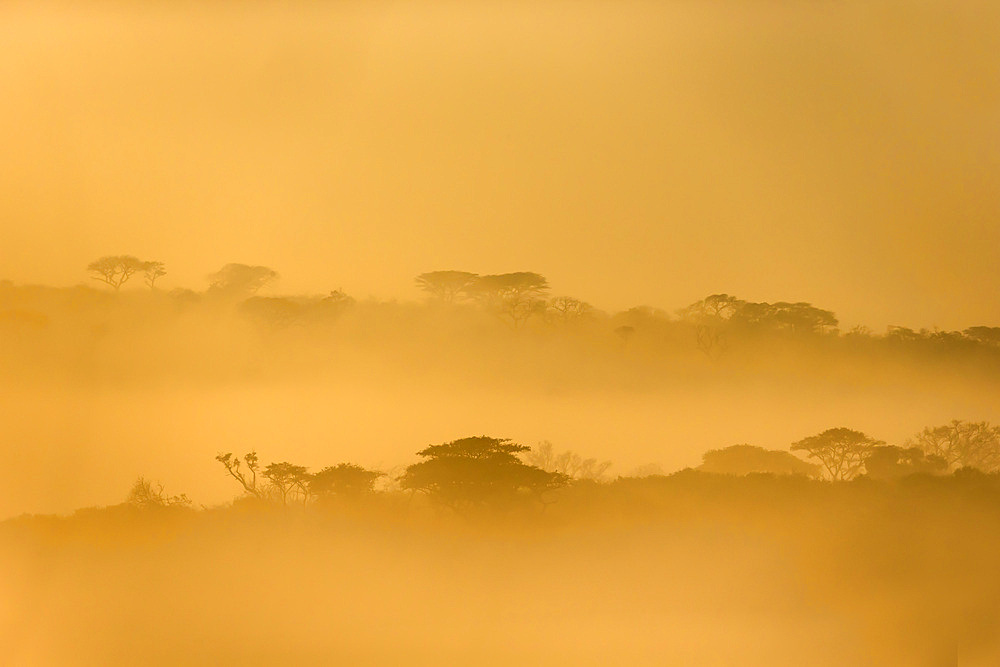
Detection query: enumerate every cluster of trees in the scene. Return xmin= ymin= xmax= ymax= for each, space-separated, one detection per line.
xmin=677 ymin=294 xmax=838 ymax=357
xmin=415 ymin=270 xmax=570 ymax=328
xmin=211 ymin=437 xmax=569 ymax=512
xmin=72 ymin=258 xmax=1000 ymax=359
xmin=87 ymin=257 xmax=281 ymax=298
xmin=700 ymin=420 xmax=1000 ymax=482
xmin=165 ymin=420 xmax=1000 ymax=515
xmin=87 ymin=256 xmax=166 ymax=290
xmin=214 ymin=452 xmax=383 ymax=506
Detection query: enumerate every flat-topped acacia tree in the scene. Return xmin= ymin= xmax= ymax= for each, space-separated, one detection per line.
xmin=791 ymin=428 xmax=883 ymax=481
xmin=400 ymin=436 xmax=568 ymax=511
xmin=87 ymin=255 xmax=148 ymax=290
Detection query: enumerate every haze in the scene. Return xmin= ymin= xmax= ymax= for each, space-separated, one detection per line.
xmin=3 ymin=2 xmax=1000 ymax=665
xmin=2 ymin=0 xmax=998 ymax=328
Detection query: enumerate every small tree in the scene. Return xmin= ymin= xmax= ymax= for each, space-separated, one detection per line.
xmin=87 ymin=255 xmax=146 ymax=290
xmin=142 ymin=261 xmax=166 ymax=289
xmin=216 ymin=451 xmax=266 ymax=499
xmin=790 ymin=428 xmax=883 ymax=481
xmin=547 ymin=297 xmax=594 ymax=325
xmin=126 ymin=477 xmax=191 ymax=508
xmin=400 ymin=436 xmax=568 ymax=511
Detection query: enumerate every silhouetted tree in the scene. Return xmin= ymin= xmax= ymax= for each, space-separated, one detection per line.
xmin=262 ymin=462 xmax=312 ymax=506
xmin=415 ymin=271 xmax=479 ymax=303
xmin=547 ymin=296 xmax=594 ymax=324
xmin=699 ymin=444 xmax=821 ymax=477
xmin=126 ymin=477 xmax=191 ymax=508
xmin=679 ymin=294 xmax=745 ymax=322
xmin=207 ymin=263 xmax=278 ymax=297
xmin=909 ymin=421 xmax=1000 ymax=472
xmin=678 ymin=296 xmax=739 ymax=358
xmin=399 ymin=436 xmax=567 ymax=510
xmin=791 ymin=428 xmax=883 ymax=480
xmin=964 ymin=326 xmax=1000 ymax=347
xmin=142 ymin=261 xmax=166 ymax=289
xmin=467 ymin=273 xmax=549 ymax=328
xmin=732 ymin=301 xmax=838 ymax=335
xmin=87 ymin=255 xmax=146 ymax=290
xmin=216 ymin=451 xmax=266 ymax=499
xmin=309 ymin=463 xmax=383 ymax=498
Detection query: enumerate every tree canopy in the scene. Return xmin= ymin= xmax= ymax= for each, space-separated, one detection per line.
xmin=207 ymin=263 xmax=279 ymax=297
xmin=699 ymin=444 xmax=821 ymax=478
xmin=791 ymin=428 xmax=883 ymax=481
xmin=399 ymin=436 xmax=568 ymax=510
xmin=87 ymin=255 xmax=150 ymax=290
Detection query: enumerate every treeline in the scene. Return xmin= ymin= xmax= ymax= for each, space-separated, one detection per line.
xmin=122 ymin=420 xmax=1000 ymax=514
xmin=2 ymin=258 xmax=1000 ymax=363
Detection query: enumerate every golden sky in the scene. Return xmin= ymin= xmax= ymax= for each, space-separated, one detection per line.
xmin=1 ymin=0 xmax=997 ymax=329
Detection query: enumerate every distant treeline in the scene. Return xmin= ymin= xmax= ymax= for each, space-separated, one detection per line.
xmin=2 ymin=259 xmax=999 ymax=361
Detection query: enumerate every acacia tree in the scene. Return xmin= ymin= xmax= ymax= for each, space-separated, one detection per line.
xmin=262 ymin=462 xmax=312 ymax=506
xmin=400 ymin=436 xmax=568 ymax=511
xmin=698 ymin=444 xmax=821 ymax=478
xmin=908 ymin=421 xmax=1000 ymax=472
xmin=547 ymin=296 xmax=594 ymax=325
xmin=87 ymin=255 xmax=147 ymax=290
xmin=678 ymin=294 xmax=745 ymax=358
xmin=207 ymin=263 xmax=279 ymax=297
xmin=415 ymin=271 xmax=479 ymax=303
xmin=732 ymin=301 xmax=838 ymax=335
xmin=309 ymin=463 xmax=383 ymax=499
xmin=467 ymin=272 xmax=550 ymax=328
xmin=790 ymin=428 xmax=883 ymax=481
xmin=143 ymin=261 xmax=166 ymax=289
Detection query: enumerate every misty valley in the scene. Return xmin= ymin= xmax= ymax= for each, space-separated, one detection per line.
xmin=3 ymin=0 xmax=998 ymax=663
xmin=2 ymin=269 xmax=1000 ymax=665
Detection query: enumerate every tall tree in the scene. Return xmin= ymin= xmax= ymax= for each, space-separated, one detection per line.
xmin=415 ymin=271 xmax=479 ymax=303
xmin=142 ymin=261 xmax=166 ymax=289
xmin=207 ymin=263 xmax=278 ymax=297
xmin=216 ymin=451 xmax=266 ymax=499
xmin=790 ymin=428 xmax=883 ymax=481
xmin=400 ymin=436 xmax=567 ymax=510
xmin=467 ymin=272 xmax=550 ymax=328
xmin=262 ymin=462 xmax=312 ymax=506
xmin=87 ymin=255 xmax=146 ymax=290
